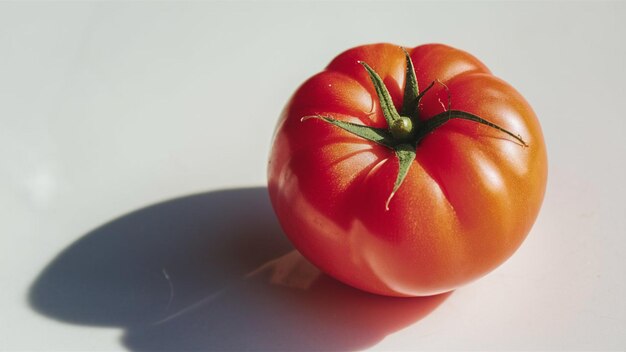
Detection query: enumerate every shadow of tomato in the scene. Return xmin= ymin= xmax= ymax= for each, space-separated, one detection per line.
xmin=29 ymin=187 xmax=450 ymax=351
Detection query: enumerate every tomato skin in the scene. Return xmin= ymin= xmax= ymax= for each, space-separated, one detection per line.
xmin=268 ymin=43 xmax=547 ymax=297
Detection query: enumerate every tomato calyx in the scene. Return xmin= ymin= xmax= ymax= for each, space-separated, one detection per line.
xmin=302 ymin=48 xmax=527 ymax=210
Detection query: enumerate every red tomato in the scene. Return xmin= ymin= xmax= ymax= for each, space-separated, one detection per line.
xmin=267 ymin=43 xmax=547 ymax=297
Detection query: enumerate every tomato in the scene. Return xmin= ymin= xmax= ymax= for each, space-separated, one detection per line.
xmin=267 ymin=43 xmax=547 ymax=297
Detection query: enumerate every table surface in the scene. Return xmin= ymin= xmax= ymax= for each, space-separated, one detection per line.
xmin=1 ymin=2 xmax=625 ymax=351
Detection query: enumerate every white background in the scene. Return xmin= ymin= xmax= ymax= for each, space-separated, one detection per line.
xmin=1 ymin=1 xmax=625 ymax=351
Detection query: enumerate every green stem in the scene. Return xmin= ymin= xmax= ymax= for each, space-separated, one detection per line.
xmin=301 ymin=48 xmax=527 ymax=210
xmin=301 ymin=115 xmax=395 ymax=148
xmin=386 ymin=144 xmax=416 ymax=210
xmin=415 ymin=110 xmax=528 ymax=147
xmin=359 ymin=62 xmax=401 ymax=127
xmin=400 ymin=48 xmax=419 ymax=120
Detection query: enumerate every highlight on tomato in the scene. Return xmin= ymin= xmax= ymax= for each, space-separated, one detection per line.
xmin=268 ymin=43 xmax=547 ymax=297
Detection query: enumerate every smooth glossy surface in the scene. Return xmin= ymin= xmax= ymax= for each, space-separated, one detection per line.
xmin=268 ymin=43 xmax=547 ymax=296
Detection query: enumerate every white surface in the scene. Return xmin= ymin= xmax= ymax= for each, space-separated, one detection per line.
xmin=1 ymin=2 xmax=625 ymax=351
